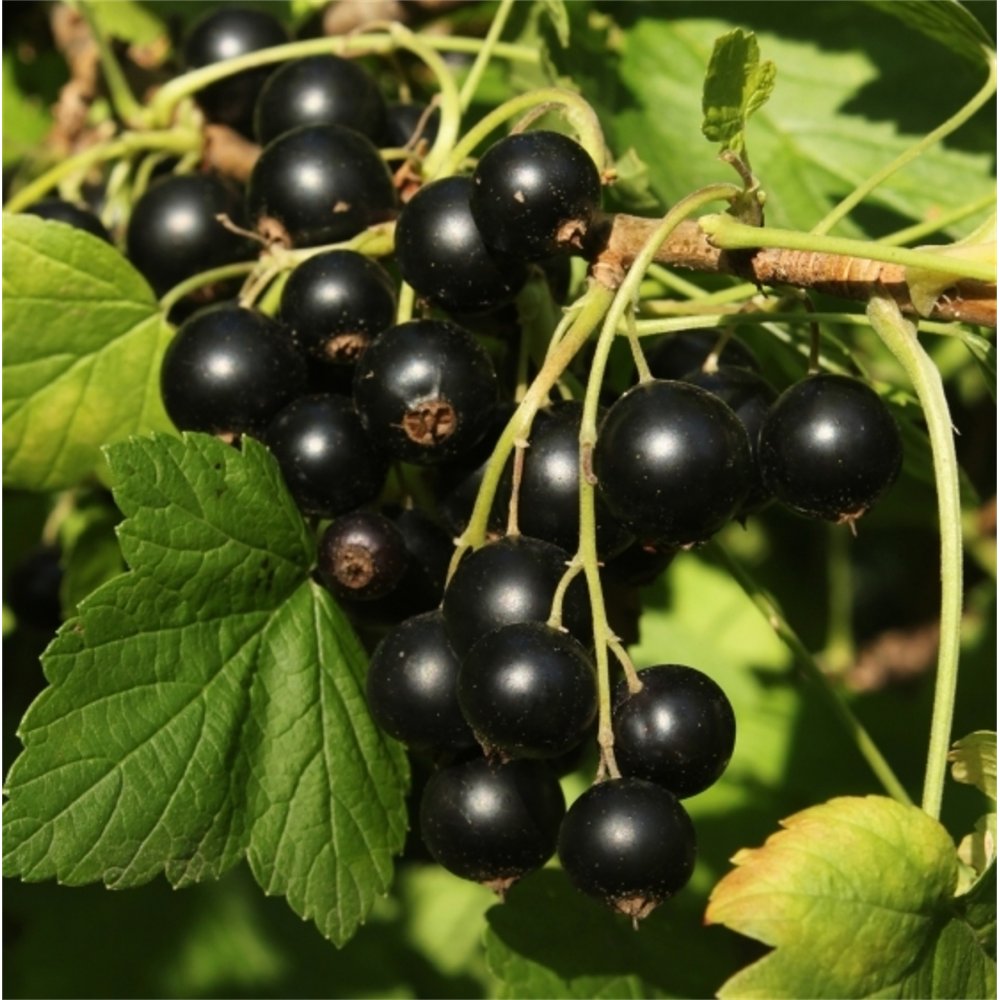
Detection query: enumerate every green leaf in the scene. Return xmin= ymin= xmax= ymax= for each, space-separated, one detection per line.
xmin=950 ymin=731 xmax=997 ymax=801
xmin=2 ymin=53 xmax=51 ymax=168
xmin=88 ymin=0 xmax=169 ymax=51
xmin=701 ymin=29 xmax=776 ymax=156
xmin=706 ymin=795 xmax=997 ymax=998
xmin=958 ymin=863 xmax=997 ymax=960
xmin=2 ymin=214 xmax=175 ymax=491
xmin=3 ymin=433 xmax=409 ymax=947
xmin=538 ymin=0 xmax=571 ymax=48
xmin=864 ymin=0 xmax=995 ymax=65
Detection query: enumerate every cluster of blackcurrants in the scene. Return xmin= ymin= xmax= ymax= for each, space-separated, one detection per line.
xmin=18 ymin=5 xmax=905 ymax=922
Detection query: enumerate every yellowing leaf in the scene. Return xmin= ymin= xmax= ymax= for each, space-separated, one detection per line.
xmin=706 ymin=795 xmax=996 ymax=998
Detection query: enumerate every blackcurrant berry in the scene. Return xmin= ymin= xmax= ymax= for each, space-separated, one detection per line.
xmin=419 ymin=756 xmax=566 ymax=893
xmin=758 ymin=373 xmax=903 ymax=524
xmin=246 ymin=124 xmax=396 ymax=248
xmin=602 ymin=540 xmax=678 ymax=589
xmin=126 ymin=174 xmax=255 ymax=297
xmin=182 ymin=7 xmax=289 ymax=136
xmin=394 ymin=175 xmax=527 ymax=314
xmin=558 ymin=778 xmax=696 ymax=922
xmin=441 ymin=535 xmax=591 ymax=656
xmin=253 ymin=54 xmax=387 ymax=145
xmin=645 ymin=329 xmax=760 ymax=381
xmin=494 ymin=401 xmax=632 ymax=557
xmin=366 ymin=610 xmax=476 ymax=752
xmin=24 ymin=198 xmax=112 ymax=243
xmin=594 ymin=380 xmax=752 ymax=547
xmin=683 ymin=365 xmax=778 ymax=515
xmin=280 ymin=250 xmax=396 ymax=365
xmin=264 ymin=394 xmax=388 ymax=516
xmin=613 ymin=665 xmax=736 ymax=798
xmin=160 ymin=304 xmax=307 ymax=438
xmin=353 ymin=319 xmax=499 ymax=465
xmin=470 ymin=130 xmax=602 ymax=261
xmin=459 ymin=622 xmax=597 ymax=760
xmin=318 ymin=511 xmax=408 ymax=602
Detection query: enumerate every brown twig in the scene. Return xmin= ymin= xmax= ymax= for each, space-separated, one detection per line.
xmin=590 ymin=214 xmax=996 ymax=328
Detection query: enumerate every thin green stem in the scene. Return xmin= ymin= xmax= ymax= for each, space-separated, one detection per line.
xmin=813 ymin=50 xmax=998 ymax=236
xmin=78 ymin=1 xmax=144 ymax=126
xmin=458 ymin=0 xmax=515 ymax=111
xmin=880 ymin=193 xmax=997 ymax=248
xmin=631 ymin=311 xmax=965 ymax=338
xmin=866 ymin=294 xmax=964 ymax=821
xmin=644 ymin=262 xmax=711 ymax=299
xmin=5 ymin=130 xmax=200 ymax=213
xmin=710 ymin=541 xmax=913 ymax=807
xmin=824 ymin=523 xmax=855 ymax=678
xmin=159 ymin=261 xmax=259 ymax=315
xmin=430 ymin=37 xmax=539 ymax=63
xmin=436 ymin=87 xmax=607 ymax=179
xmin=700 ymin=214 xmax=997 ymax=282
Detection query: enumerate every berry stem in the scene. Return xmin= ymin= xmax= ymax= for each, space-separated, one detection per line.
xmin=866 ymin=293 xmax=964 ymax=821
xmin=77 ymin=1 xmax=145 ymax=127
xmin=4 ymin=129 xmax=202 ymax=213
xmin=457 ymin=0 xmax=516 ymax=111
xmin=880 ymin=192 xmax=996 ymax=248
xmin=159 ymin=261 xmax=259 ymax=315
xmin=709 ymin=541 xmax=914 ymax=807
xmin=811 ymin=48 xmax=997 ymax=237
xmin=700 ymin=214 xmax=996 ymax=283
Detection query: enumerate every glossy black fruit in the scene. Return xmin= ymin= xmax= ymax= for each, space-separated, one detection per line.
xmin=264 ymin=394 xmax=388 ymax=516
xmin=24 ymin=198 xmax=112 ymax=242
xmin=160 ymin=304 xmax=307 ymax=437
xmin=126 ymin=174 xmax=255 ymax=296
xmin=557 ymin=778 xmax=696 ymax=921
xmin=247 ymin=124 xmax=396 ymax=248
xmin=683 ymin=365 xmax=778 ymax=515
xmin=613 ymin=665 xmax=736 ymax=798
xmin=253 ymin=54 xmax=387 ymax=145
xmin=470 ymin=130 xmax=602 ymax=261
xmin=353 ymin=319 xmax=499 ymax=465
xmin=366 ymin=610 xmax=475 ymax=752
xmin=182 ymin=7 xmax=289 ymax=135
xmin=646 ymin=329 xmax=760 ymax=381
xmin=758 ymin=373 xmax=903 ymax=524
xmin=419 ymin=756 xmax=566 ymax=891
xmin=442 ymin=535 xmax=591 ymax=656
xmin=280 ymin=250 xmax=396 ymax=365
xmin=494 ymin=401 xmax=631 ymax=557
xmin=318 ymin=511 xmax=408 ymax=602
xmin=394 ymin=175 xmax=527 ymax=314
xmin=459 ymin=622 xmax=597 ymax=759
xmin=594 ymin=380 xmax=752 ymax=547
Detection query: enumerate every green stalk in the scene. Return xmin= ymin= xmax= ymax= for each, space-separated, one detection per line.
xmin=78 ymin=1 xmax=144 ymax=126
xmin=457 ymin=0 xmax=516 ymax=111
xmin=710 ymin=542 xmax=913 ymax=806
xmin=880 ymin=192 xmax=997 ymax=248
xmin=866 ymin=294 xmax=964 ymax=820
xmin=5 ymin=130 xmax=201 ymax=213
xmin=812 ymin=49 xmax=998 ymax=236
xmin=700 ymin=214 xmax=997 ymax=282
xmin=159 ymin=261 xmax=259 ymax=315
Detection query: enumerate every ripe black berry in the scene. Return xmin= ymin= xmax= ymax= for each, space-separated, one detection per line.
xmin=160 ymin=304 xmax=307 ymax=438
xmin=253 ymin=54 xmax=387 ymax=145
xmin=594 ymin=380 xmax=752 ymax=547
xmin=442 ymin=535 xmax=591 ymax=656
xmin=126 ymin=174 xmax=255 ymax=296
xmin=645 ymin=329 xmax=761 ymax=381
xmin=558 ymin=778 xmax=696 ymax=922
xmin=280 ymin=250 xmax=396 ymax=366
xmin=353 ymin=319 xmax=499 ymax=465
xmin=470 ymin=130 xmax=602 ymax=260
xmin=494 ymin=401 xmax=631 ymax=557
xmin=758 ymin=373 xmax=903 ymax=524
xmin=366 ymin=610 xmax=475 ymax=752
xmin=459 ymin=622 xmax=597 ymax=760
xmin=683 ymin=365 xmax=778 ymax=515
xmin=24 ymin=198 xmax=112 ymax=243
xmin=419 ymin=756 xmax=566 ymax=893
xmin=264 ymin=394 xmax=388 ymax=516
xmin=394 ymin=175 xmax=527 ymax=314
xmin=182 ymin=7 xmax=289 ymax=136
xmin=318 ymin=511 xmax=408 ymax=602
xmin=613 ymin=665 xmax=736 ymax=798
xmin=246 ymin=124 xmax=396 ymax=248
